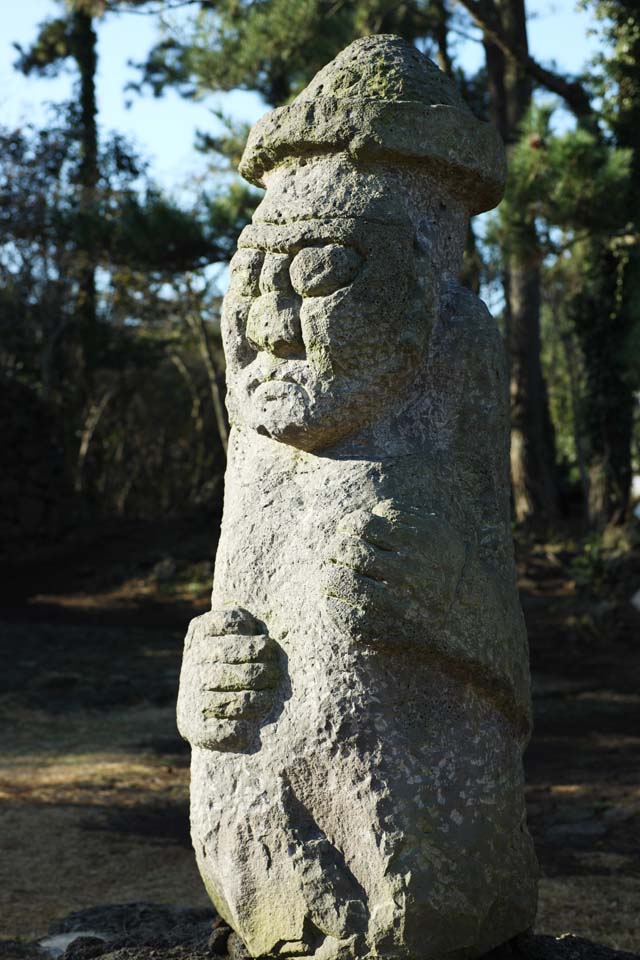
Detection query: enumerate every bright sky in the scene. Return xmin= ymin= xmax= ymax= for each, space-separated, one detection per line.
xmin=1 ymin=0 xmax=601 ymax=194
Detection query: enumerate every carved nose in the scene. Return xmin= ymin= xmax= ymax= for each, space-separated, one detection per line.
xmin=246 ymin=294 xmax=305 ymax=359
xmin=246 ymin=253 xmax=305 ymax=359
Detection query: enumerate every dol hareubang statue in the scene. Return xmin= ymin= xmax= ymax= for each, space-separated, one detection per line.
xmin=178 ymin=35 xmax=538 ymax=960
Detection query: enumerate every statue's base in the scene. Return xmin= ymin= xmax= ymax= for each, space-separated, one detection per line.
xmin=1 ymin=904 xmax=637 ymax=960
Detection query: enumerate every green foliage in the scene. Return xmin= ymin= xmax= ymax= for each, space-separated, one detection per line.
xmin=0 ymin=106 xmax=229 ymax=518
xmin=498 ymin=104 xmax=632 ymax=254
xmin=79 ymin=323 xmax=225 ymax=519
xmin=185 ymin=0 xmax=349 ymax=104
xmin=484 ymin=98 xmax=639 ymax=521
xmin=569 ymin=524 xmax=636 ymax=595
xmin=583 ymin=0 xmax=640 ymax=161
xmin=106 ymin=189 xmax=218 ymax=271
xmin=195 ymin=111 xmax=252 ymax=170
xmin=13 ymin=17 xmax=72 ymax=77
xmin=578 ymin=0 xmax=640 ymax=513
xmin=134 ymin=0 xmax=449 ymax=108
xmin=4 ymin=0 xmax=241 ymax=526
xmin=0 ymin=115 xmax=220 ymax=306
xmin=205 ymin=181 xmax=261 ymax=257
xmin=540 ymin=265 xmax=587 ymax=487
xmin=570 ymin=533 xmax=608 ymax=591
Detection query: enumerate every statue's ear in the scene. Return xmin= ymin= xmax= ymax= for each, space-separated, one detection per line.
xmin=409 ymin=220 xmax=440 ymax=335
xmin=414 ymin=217 xmax=438 ymax=257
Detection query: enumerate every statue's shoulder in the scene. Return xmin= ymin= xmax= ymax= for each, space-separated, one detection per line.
xmin=440 ymin=278 xmax=505 ymax=368
xmin=429 ymin=277 xmax=508 ymax=412
xmin=423 ymin=277 xmax=510 ymax=524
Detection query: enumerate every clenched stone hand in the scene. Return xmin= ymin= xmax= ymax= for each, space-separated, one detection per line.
xmin=177 ymin=607 xmax=280 ymax=752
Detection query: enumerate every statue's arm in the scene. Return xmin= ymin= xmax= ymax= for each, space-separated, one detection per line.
xmin=323 ymin=501 xmax=529 ymax=729
xmin=322 ymin=283 xmax=529 ymax=725
xmin=323 ymin=499 xmax=466 ymax=646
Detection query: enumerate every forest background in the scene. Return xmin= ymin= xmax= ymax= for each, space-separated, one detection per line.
xmin=2 ymin=0 xmax=639 ymax=549
xmin=1 ymin=0 xmax=640 ymax=951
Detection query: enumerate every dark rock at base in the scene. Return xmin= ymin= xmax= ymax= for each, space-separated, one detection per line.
xmin=489 ymin=933 xmax=638 ymax=960
xmin=72 ymin=950 xmax=218 ymax=959
xmin=62 ymin=939 xmax=108 ymax=960
xmin=225 ymin=935 xmax=251 ymax=960
xmin=53 ymin=902 xmax=217 ymax=942
xmin=207 ymin=927 xmax=231 ymax=957
xmin=6 ymin=905 xmax=637 ymax=960
xmin=61 ymin=932 xmax=640 ymax=960
xmin=47 ymin=903 xmax=226 ymax=959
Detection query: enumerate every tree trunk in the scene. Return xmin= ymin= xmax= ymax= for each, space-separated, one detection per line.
xmin=485 ymin=0 xmax=559 ymax=525
xmin=572 ymin=242 xmax=634 ymax=528
xmin=71 ymin=10 xmax=99 ymax=387
xmin=508 ymin=246 xmax=558 ymax=523
xmin=583 ymin=5 xmax=640 ymax=526
xmin=433 ymin=0 xmax=453 ymax=76
xmin=558 ymin=328 xmax=590 ymax=515
xmin=186 ymin=307 xmax=229 ymax=456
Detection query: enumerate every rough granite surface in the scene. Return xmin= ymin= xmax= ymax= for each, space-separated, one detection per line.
xmin=177 ymin=35 xmax=538 ymax=960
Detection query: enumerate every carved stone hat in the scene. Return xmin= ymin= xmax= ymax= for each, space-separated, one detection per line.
xmin=239 ymin=34 xmax=506 ymax=215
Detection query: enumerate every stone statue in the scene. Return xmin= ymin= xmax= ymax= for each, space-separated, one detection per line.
xmin=178 ymin=35 xmax=538 ymax=960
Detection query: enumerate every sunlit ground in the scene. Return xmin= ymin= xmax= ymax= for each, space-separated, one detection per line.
xmin=0 ymin=702 xmax=209 ymax=940
xmin=1 ymin=532 xmax=639 ymax=950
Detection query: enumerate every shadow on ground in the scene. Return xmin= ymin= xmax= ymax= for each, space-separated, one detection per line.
xmin=0 ymin=522 xmax=638 ymax=950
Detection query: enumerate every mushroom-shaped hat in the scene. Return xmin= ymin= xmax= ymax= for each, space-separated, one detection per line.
xmin=239 ymin=35 xmax=506 ymax=215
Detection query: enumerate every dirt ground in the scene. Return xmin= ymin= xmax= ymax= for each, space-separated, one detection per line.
xmin=0 ymin=518 xmax=639 ymax=951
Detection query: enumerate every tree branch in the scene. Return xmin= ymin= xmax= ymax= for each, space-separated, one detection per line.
xmin=453 ymin=0 xmax=593 ymax=121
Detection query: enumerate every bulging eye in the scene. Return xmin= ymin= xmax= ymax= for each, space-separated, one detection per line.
xmin=290 ymin=245 xmax=362 ymax=298
xmin=229 ymin=248 xmax=264 ymax=297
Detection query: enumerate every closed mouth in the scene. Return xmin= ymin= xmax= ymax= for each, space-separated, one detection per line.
xmin=250 ymin=375 xmax=310 ymax=401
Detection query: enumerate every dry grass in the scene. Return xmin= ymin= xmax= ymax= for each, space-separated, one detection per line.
xmin=0 ymin=702 xmax=209 ymax=941
xmin=537 ymin=876 xmax=640 ymax=951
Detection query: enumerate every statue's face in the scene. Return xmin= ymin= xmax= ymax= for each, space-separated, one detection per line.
xmin=223 ymin=161 xmax=434 ymax=450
